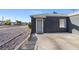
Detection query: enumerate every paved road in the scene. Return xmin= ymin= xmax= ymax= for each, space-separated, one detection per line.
xmin=0 ymin=26 xmax=30 ymax=50
xmin=35 ymin=33 xmax=79 ymax=50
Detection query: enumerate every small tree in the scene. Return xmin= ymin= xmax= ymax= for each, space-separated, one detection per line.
xmin=16 ymin=20 xmax=22 ymax=25
xmin=4 ymin=19 xmax=11 ymax=25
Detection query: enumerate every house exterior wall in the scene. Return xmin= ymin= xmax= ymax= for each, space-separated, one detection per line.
xmin=44 ymin=16 xmax=69 ymax=33
xmin=0 ymin=21 xmax=4 ymax=25
xmin=69 ymin=15 xmax=79 ymax=34
xmin=31 ymin=17 xmax=36 ymax=33
xmin=31 ymin=16 xmax=70 ymax=33
xmin=44 ymin=17 xmax=59 ymax=33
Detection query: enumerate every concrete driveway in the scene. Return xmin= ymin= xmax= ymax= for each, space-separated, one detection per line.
xmin=35 ymin=33 xmax=79 ymax=50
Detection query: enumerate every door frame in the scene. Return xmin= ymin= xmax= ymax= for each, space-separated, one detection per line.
xmin=36 ymin=18 xmax=43 ymax=33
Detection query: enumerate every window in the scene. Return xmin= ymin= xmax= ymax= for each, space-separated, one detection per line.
xmin=59 ymin=19 xmax=66 ymax=28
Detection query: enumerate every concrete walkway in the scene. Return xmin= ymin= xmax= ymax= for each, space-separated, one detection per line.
xmin=35 ymin=33 xmax=79 ymax=50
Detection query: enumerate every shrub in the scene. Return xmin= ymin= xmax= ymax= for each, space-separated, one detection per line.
xmin=28 ymin=23 xmax=32 ymax=29
xmin=4 ymin=19 xmax=11 ymax=25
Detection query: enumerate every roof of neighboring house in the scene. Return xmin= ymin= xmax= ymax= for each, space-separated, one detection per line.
xmin=31 ymin=13 xmax=69 ymax=18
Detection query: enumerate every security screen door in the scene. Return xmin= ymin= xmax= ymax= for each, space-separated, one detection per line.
xmin=59 ymin=19 xmax=67 ymax=32
xmin=59 ymin=19 xmax=66 ymax=28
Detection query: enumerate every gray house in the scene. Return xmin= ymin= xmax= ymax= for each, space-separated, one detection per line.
xmin=0 ymin=21 xmax=5 ymax=25
xmin=31 ymin=13 xmax=79 ymax=34
xmin=31 ymin=14 xmax=71 ymax=33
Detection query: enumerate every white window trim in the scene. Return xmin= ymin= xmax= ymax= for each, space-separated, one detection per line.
xmin=36 ymin=18 xmax=43 ymax=33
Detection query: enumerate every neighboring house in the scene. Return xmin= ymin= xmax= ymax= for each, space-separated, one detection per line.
xmin=0 ymin=21 xmax=4 ymax=25
xmin=21 ymin=22 xmax=27 ymax=25
xmin=31 ymin=14 xmax=71 ymax=33
xmin=11 ymin=22 xmax=26 ymax=26
xmin=11 ymin=22 xmax=17 ymax=25
xmin=0 ymin=21 xmax=2 ymax=25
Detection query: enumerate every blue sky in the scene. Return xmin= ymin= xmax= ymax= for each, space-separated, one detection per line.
xmin=0 ymin=9 xmax=79 ymax=22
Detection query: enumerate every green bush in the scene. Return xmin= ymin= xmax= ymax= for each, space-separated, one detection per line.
xmin=4 ymin=19 xmax=11 ymax=25
xmin=28 ymin=23 xmax=32 ymax=29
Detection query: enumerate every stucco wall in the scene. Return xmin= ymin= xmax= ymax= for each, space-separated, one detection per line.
xmin=44 ymin=17 xmax=59 ymax=33
xmin=31 ymin=17 xmax=73 ymax=33
xmin=31 ymin=17 xmax=36 ymax=33
xmin=31 ymin=16 xmax=71 ymax=33
xmin=70 ymin=15 xmax=79 ymax=34
xmin=44 ymin=16 xmax=70 ymax=33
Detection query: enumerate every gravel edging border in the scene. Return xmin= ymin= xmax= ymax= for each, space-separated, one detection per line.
xmin=14 ymin=34 xmax=30 ymax=50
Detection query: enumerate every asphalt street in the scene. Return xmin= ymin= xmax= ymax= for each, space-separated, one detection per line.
xmin=0 ymin=26 xmax=30 ymax=50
